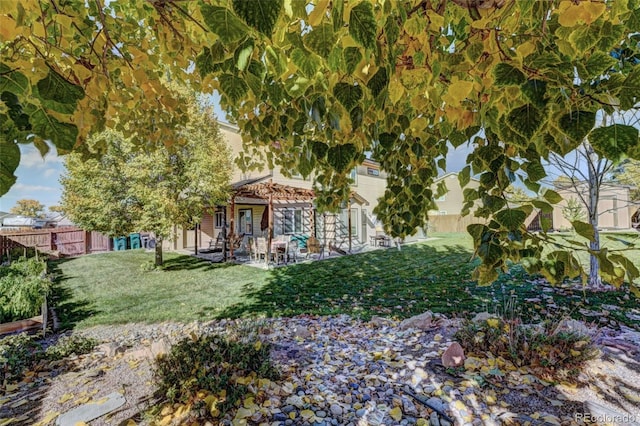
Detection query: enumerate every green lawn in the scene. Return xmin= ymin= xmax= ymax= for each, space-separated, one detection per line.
xmin=50 ymin=233 xmax=640 ymax=329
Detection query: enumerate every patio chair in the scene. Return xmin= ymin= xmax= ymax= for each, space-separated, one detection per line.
xmin=255 ymin=237 xmax=267 ymax=262
xmin=208 ymin=233 xmax=224 ymax=252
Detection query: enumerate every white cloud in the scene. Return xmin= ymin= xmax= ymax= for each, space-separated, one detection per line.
xmin=13 ymin=183 xmax=58 ymax=192
xmin=43 ymin=168 xmax=58 ymax=178
xmin=18 ymin=144 xmax=63 ymax=169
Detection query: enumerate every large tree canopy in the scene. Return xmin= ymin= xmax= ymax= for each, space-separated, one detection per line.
xmin=2 ymin=0 xmax=640 ymax=286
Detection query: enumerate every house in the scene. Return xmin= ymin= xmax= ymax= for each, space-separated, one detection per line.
xmin=166 ymin=122 xmax=391 ymax=252
xmin=428 ymin=172 xmax=480 ymax=216
xmin=552 ymin=181 xmax=637 ymax=231
xmin=426 ymin=172 xmax=485 ymax=233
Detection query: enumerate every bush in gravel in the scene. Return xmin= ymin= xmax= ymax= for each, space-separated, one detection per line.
xmin=154 ymin=332 xmax=279 ymax=419
xmin=455 ymin=316 xmax=598 ymax=380
xmin=0 ymin=333 xmax=43 ymax=386
xmin=45 ymin=335 xmax=97 ymax=360
xmin=1 ymin=333 xmax=97 ymax=386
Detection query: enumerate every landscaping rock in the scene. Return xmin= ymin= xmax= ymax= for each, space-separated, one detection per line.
xmin=472 ymin=312 xmax=498 ymax=323
xmin=95 ymin=342 xmax=125 ymax=357
xmin=441 ymin=342 xmax=465 ymax=368
xmin=399 ymin=312 xmax=436 ymax=330
xmin=553 ymin=318 xmax=593 ymax=337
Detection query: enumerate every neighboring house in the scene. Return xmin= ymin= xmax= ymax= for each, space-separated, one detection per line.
xmin=425 ymin=172 xmax=486 ymax=233
xmin=428 ymin=172 xmax=480 ymax=216
xmin=167 ymin=122 xmax=392 ymax=252
xmin=552 ymin=181 xmax=636 ymax=231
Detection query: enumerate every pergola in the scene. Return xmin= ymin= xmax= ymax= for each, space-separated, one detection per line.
xmin=229 ymin=179 xmax=315 ymax=259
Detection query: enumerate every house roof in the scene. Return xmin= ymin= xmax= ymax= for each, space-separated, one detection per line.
xmin=434 ymin=171 xmax=480 ymax=182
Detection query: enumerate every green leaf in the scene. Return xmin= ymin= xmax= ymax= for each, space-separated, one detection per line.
xmin=30 ymin=109 xmax=78 ymax=153
xmin=609 ymin=253 xmax=640 ymax=283
xmin=571 ymin=220 xmax=595 ymax=241
xmin=543 ymin=189 xmax=563 ymax=204
xmin=467 ymin=223 xmax=487 ymax=241
xmin=521 ymin=80 xmax=547 ymax=107
xmin=367 ymin=67 xmax=388 ymax=98
xmin=311 ymin=140 xmax=329 ymax=159
xmin=495 ymin=209 xmax=527 ymax=230
xmin=458 ymin=165 xmax=471 ymax=188
xmin=378 ymin=132 xmax=397 ymax=150
xmin=201 ymin=4 xmax=249 ymax=44
xmin=327 ymin=143 xmax=357 ymax=173
xmin=589 ymin=124 xmax=639 ymax=161
xmin=558 ymin=111 xmax=596 ymax=143
xmin=619 ymin=66 xmax=640 ymax=109
xmin=523 ymin=161 xmax=546 ymax=181
xmin=0 ymin=136 xmax=19 ymax=196
xmin=36 ymin=68 xmax=84 ymax=105
xmin=304 ymin=23 xmax=336 ymax=58
xmin=231 ymin=0 xmax=282 ymax=37
xmin=493 ymin=63 xmax=526 ymax=86
xmin=0 ymin=64 xmax=29 ymax=94
xmin=291 ymin=48 xmax=320 ymax=77
xmin=531 ymin=200 xmax=554 ymax=213
xmin=333 ymin=83 xmax=363 ymax=111
xmin=583 ymin=52 xmax=617 ymax=79
xmin=350 ymin=106 xmax=363 ymax=131
xmin=332 ymin=0 xmax=344 ymax=32
xmin=506 ymin=104 xmax=543 ymax=139
xmin=234 ymin=39 xmax=254 ymax=71
xmin=344 ymin=47 xmax=363 ymax=75
xmin=349 ymin=2 xmax=377 ymax=51
xmin=219 ymin=74 xmax=249 ymax=104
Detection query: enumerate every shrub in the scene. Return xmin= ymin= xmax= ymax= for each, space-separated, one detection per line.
xmin=0 ymin=333 xmax=43 ymax=385
xmin=455 ymin=316 xmax=598 ymax=380
xmin=1 ymin=333 xmax=97 ymax=386
xmin=45 ymin=335 xmax=97 ymax=360
xmin=0 ymin=257 xmax=51 ymax=323
xmin=154 ymin=332 xmax=278 ymax=420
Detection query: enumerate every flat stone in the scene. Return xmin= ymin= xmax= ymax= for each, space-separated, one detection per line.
xmin=55 ymin=392 xmax=126 ymax=426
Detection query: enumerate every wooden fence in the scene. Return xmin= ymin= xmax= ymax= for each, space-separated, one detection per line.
xmin=428 ymin=214 xmax=487 ymax=233
xmin=0 ymin=227 xmax=111 ymax=259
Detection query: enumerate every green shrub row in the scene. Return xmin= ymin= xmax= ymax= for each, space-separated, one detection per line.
xmin=0 ymin=257 xmax=51 ymax=323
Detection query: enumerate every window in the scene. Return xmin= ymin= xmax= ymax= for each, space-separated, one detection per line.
xmin=284 ymin=208 xmax=303 ymax=234
xmin=239 ymin=209 xmax=253 ymax=235
xmin=367 ymin=167 xmax=380 ymax=176
xmin=349 ymin=168 xmax=358 ymax=185
xmin=215 ymin=208 xmax=225 ymax=228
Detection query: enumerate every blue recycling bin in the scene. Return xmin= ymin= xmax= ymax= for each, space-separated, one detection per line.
xmin=113 ymin=236 xmax=127 ymax=251
xmin=129 ymin=233 xmax=141 ymax=249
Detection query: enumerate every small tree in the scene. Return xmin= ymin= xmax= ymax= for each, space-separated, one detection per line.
xmin=10 ymin=199 xmax=45 ymax=218
xmin=562 ymin=197 xmax=587 ymax=225
xmin=61 ymin=97 xmax=232 ymax=266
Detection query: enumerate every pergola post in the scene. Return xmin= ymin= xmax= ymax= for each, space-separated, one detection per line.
xmin=267 ymin=183 xmax=273 ymax=265
xmin=229 ymin=197 xmax=235 ymax=260
xmin=347 ymin=198 xmax=352 ymax=254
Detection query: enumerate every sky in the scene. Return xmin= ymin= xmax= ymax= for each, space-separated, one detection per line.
xmin=0 ymin=143 xmax=64 ymax=213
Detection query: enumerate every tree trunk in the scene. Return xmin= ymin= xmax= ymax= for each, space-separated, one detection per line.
xmin=155 ymin=237 xmax=163 ymax=267
xmin=586 ymin=142 xmax=602 ymax=288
